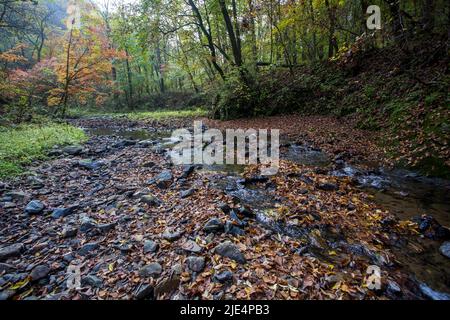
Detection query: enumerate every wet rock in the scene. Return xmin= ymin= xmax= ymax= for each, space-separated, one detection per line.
xmin=30 ymin=264 xmax=50 ymax=281
xmin=6 ymin=191 xmax=28 ymax=201
xmin=214 ymin=241 xmax=246 ymax=264
xmin=162 ymin=228 xmax=183 ymax=242
xmin=419 ymin=283 xmax=450 ymax=300
xmin=81 ymin=275 xmax=103 ymax=288
xmin=117 ymin=243 xmax=133 ymax=253
xmin=386 ymin=280 xmax=402 ymax=295
xmin=203 ymin=218 xmax=224 ymax=233
xmin=139 ymin=263 xmax=162 ymax=278
xmin=51 ymin=206 xmax=77 ymax=219
xmin=61 ymin=226 xmax=78 ymax=238
xmin=26 ymin=176 xmax=44 ymax=189
xmin=180 ymin=188 xmax=195 ymax=199
xmin=181 ymin=240 xmax=202 ymax=253
xmin=62 ymin=253 xmax=75 ymax=263
xmin=237 ymin=206 xmax=254 ymax=217
xmin=0 ymin=289 xmax=15 ymax=300
xmin=63 ymin=145 xmax=83 ymax=155
xmin=317 ymin=183 xmax=338 ymax=191
xmin=25 ymin=200 xmax=45 ymax=214
xmin=171 ymin=263 xmax=183 ymax=275
xmin=186 ymin=256 xmax=205 ymax=272
xmin=80 ymin=217 xmax=97 ymax=233
xmin=213 ymin=270 xmax=233 ymax=283
xmin=78 ymin=243 xmax=99 ymax=256
xmin=133 ymin=283 xmax=154 ymax=300
xmin=143 ymin=240 xmax=159 ymax=254
xmin=140 ymin=194 xmax=161 ymax=206
xmin=138 ymin=140 xmax=155 ymax=148
xmin=439 ymin=241 xmax=450 ymax=259
xmin=0 ymin=243 xmax=24 ymax=261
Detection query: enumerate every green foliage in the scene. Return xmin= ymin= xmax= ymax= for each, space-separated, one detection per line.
xmin=0 ymin=123 xmax=87 ymax=178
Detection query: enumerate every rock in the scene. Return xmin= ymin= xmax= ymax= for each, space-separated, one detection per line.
xmin=180 ymin=165 xmax=195 ymax=178
xmin=181 ymin=240 xmax=202 ymax=253
xmin=387 ymin=280 xmax=401 ymax=295
xmin=138 ymin=140 xmax=155 ymax=148
xmin=214 ymin=241 xmax=246 ymax=264
xmin=171 ymin=263 xmax=183 ymax=275
xmin=162 ymin=228 xmax=183 ymax=242
xmin=0 ymin=243 xmax=24 ymax=261
xmin=61 ymin=226 xmax=78 ymax=238
xmin=154 ymin=277 xmax=180 ymax=297
xmin=78 ymin=243 xmax=99 ymax=256
xmin=5 ymin=191 xmax=27 ymax=201
xmin=203 ymin=218 xmax=224 ymax=233
xmin=0 ymin=263 xmax=16 ymax=274
xmin=186 ymin=256 xmax=205 ymax=272
xmin=30 ymin=264 xmax=50 ymax=281
xmin=133 ymin=283 xmax=154 ymax=300
xmin=218 ymin=202 xmax=231 ymax=214
xmin=419 ymin=283 xmax=450 ymax=300
xmin=224 ymin=221 xmax=245 ymax=236
xmin=0 ymin=289 xmax=15 ymax=300
xmin=414 ymin=215 xmax=450 ymax=240
xmin=150 ymin=170 xmax=173 ymax=189
xmin=439 ymin=241 xmax=450 ymax=259
xmin=180 ymin=188 xmax=195 ymax=199
xmin=80 ymin=217 xmax=97 ymax=233
xmin=52 ymin=206 xmax=77 ymax=219
xmin=27 ymin=176 xmax=44 ymax=189
xmin=97 ymin=222 xmax=117 ymax=233
xmin=143 ymin=240 xmax=159 ymax=254
xmin=317 ymin=183 xmax=338 ymax=191
xmin=117 ymin=243 xmax=133 ymax=253
xmin=139 ymin=263 xmax=162 ymax=278
xmin=237 ymin=206 xmax=254 ymax=217
xmin=78 ymin=159 xmax=105 ymax=170
xmin=62 ymin=253 xmax=74 ymax=263
xmin=81 ymin=275 xmax=103 ymax=288
xmin=213 ymin=270 xmax=233 ymax=283
xmin=142 ymin=161 xmax=156 ymax=167
xmin=140 ymin=194 xmax=161 ymax=206
xmin=63 ymin=145 xmax=83 ymax=155
xmin=24 ymin=200 xmax=45 ymax=214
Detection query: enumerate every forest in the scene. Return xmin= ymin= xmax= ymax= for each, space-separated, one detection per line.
xmin=0 ymin=0 xmax=449 ymax=302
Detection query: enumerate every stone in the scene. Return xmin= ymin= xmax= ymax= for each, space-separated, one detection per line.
xmin=171 ymin=263 xmax=183 ymax=275
xmin=218 ymin=202 xmax=231 ymax=214
xmin=78 ymin=243 xmax=99 ymax=256
xmin=180 ymin=188 xmax=195 ymax=199
xmin=0 ymin=263 xmax=16 ymax=274
xmin=0 ymin=243 xmax=24 ymax=261
xmin=63 ymin=145 xmax=83 ymax=155
xmin=61 ymin=227 xmax=78 ymax=238
xmin=180 ymin=165 xmax=195 ymax=178
xmin=317 ymin=183 xmax=338 ymax=191
xmin=419 ymin=283 xmax=450 ymax=300
xmin=152 ymin=170 xmax=173 ymax=189
xmin=224 ymin=221 xmax=245 ymax=236
xmin=386 ymin=280 xmax=402 ymax=295
xmin=181 ymin=240 xmax=202 ymax=253
xmin=24 ymin=200 xmax=45 ymax=214
xmin=162 ymin=228 xmax=183 ymax=242
xmin=139 ymin=263 xmax=162 ymax=278
xmin=143 ymin=240 xmax=159 ymax=253
xmin=52 ymin=206 xmax=77 ymax=219
xmin=203 ymin=218 xmax=224 ymax=233
xmin=6 ymin=191 xmax=27 ymax=201
xmin=439 ymin=241 xmax=450 ymax=259
xmin=186 ymin=256 xmax=205 ymax=272
xmin=97 ymin=222 xmax=117 ymax=233
xmin=81 ymin=275 xmax=103 ymax=288
xmin=214 ymin=241 xmax=246 ymax=264
xmin=80 ymin=217 xmax=97 ymax=233
xmin=133 ymin=283 xmax=154 ymax=300
xmin=213 ymin=270 xmax=233 ymax=283
xmin=30 ymin=264 xmax=50 ymax=281
xmin=140 ymin=194 xmax=161 ymax=206
xmin=78 ymin=159 xmax=105 ymax=170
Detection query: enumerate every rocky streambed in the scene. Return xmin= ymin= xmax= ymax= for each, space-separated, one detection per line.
xmin=0 ymin=116 xmax=449 ymax=300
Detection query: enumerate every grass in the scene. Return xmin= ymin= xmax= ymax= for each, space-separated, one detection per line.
xmin=66 ymin=107 xmax=208 ymax=120
xmin=0 ymin=123 xmax=87 ymax=179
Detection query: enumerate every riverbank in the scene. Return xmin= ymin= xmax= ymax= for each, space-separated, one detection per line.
xmin=0 ymin=116 xmax=448 ymax=300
